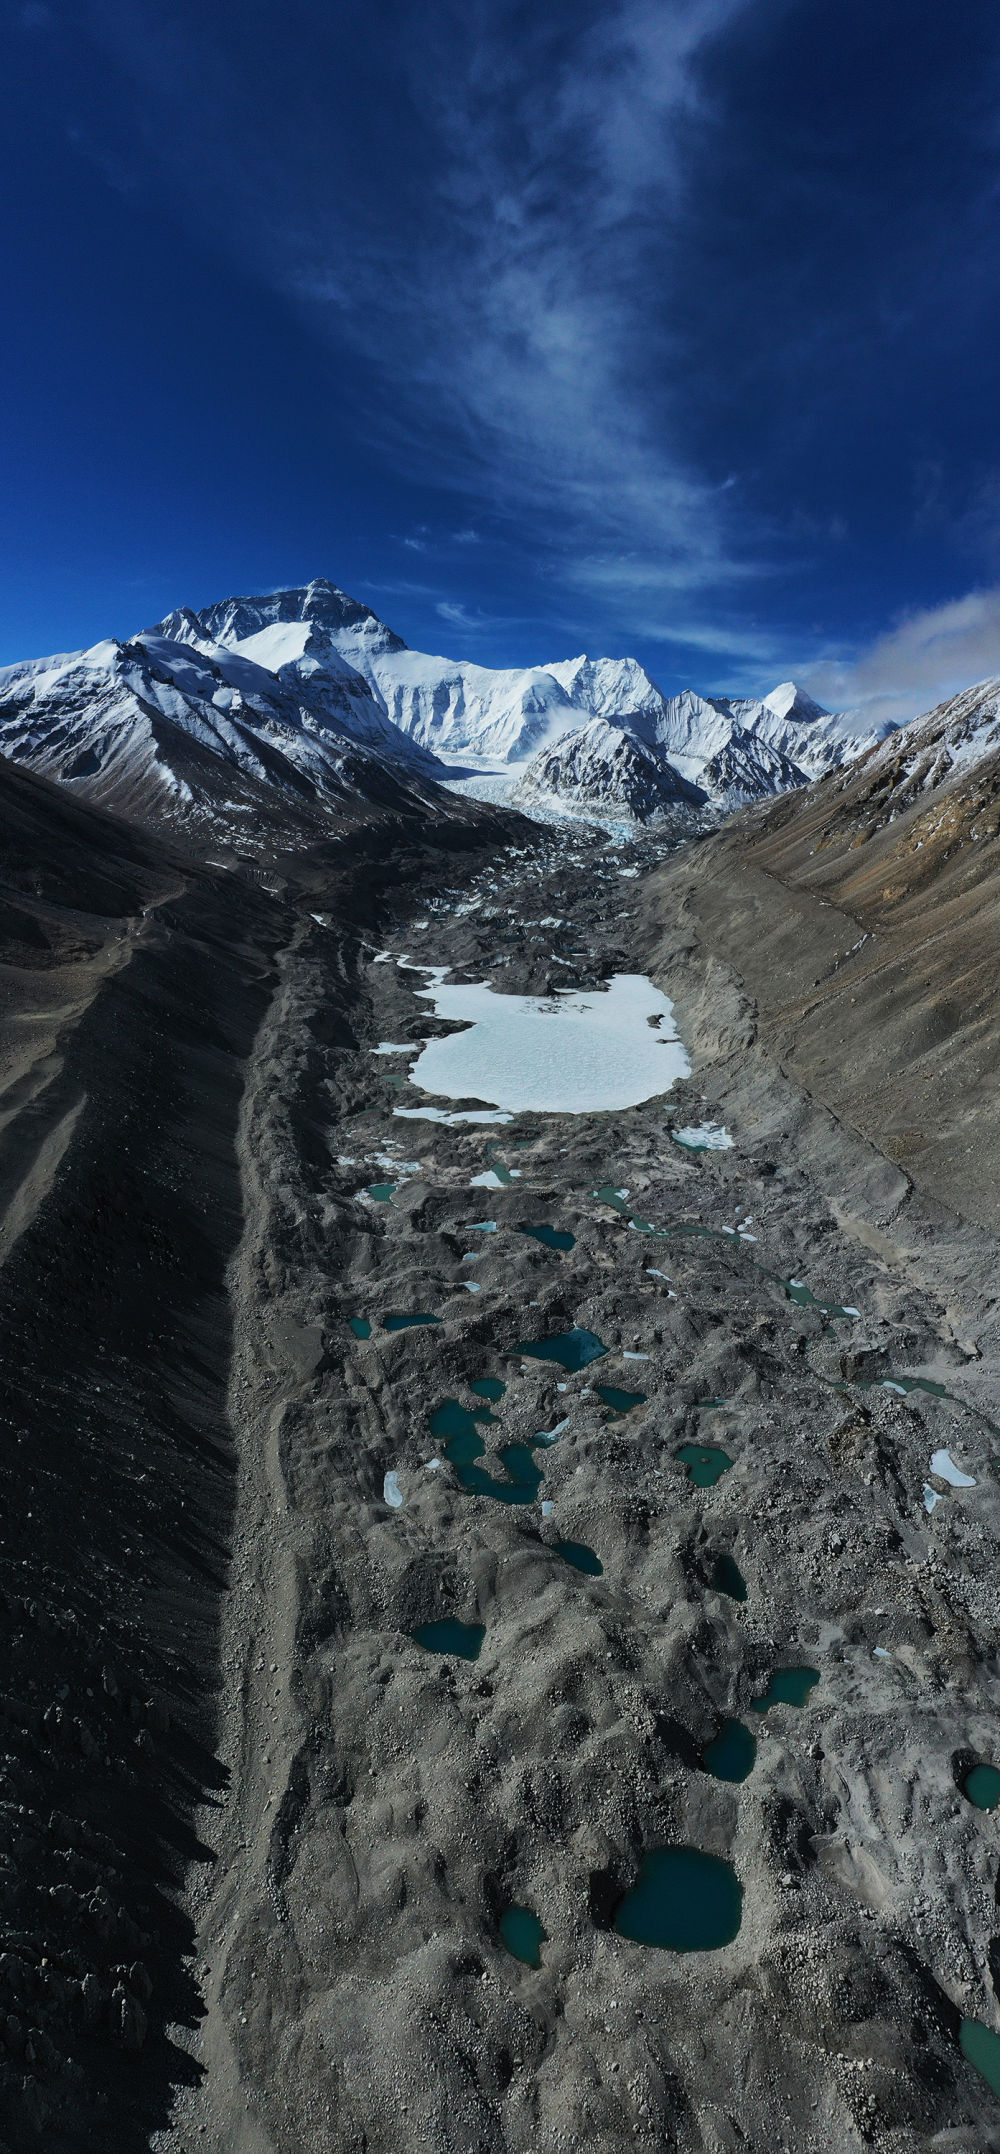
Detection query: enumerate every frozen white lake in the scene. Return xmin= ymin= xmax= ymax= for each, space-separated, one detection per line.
xmin=395 ymin=969 xmax=690 ymax=1116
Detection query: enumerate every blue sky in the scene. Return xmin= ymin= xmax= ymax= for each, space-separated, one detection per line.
xmin=3 ymin=0 xmax=1000 ymax=716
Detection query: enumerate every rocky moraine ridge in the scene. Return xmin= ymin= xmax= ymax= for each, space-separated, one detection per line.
xmin=2 ymin=597 xmax=1000 ymax=2151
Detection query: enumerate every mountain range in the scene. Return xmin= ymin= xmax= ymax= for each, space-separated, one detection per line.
xmin=5 ymin=572 xmax=1000 ymax=2152
xmin=0 ymin=577 xmax=897 ymax=841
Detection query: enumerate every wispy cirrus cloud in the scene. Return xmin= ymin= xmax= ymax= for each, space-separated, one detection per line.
xmin=435 ymin=600 xmax=485 ymax=632
xmin=84 ymin=0 xmax=764 ymax=654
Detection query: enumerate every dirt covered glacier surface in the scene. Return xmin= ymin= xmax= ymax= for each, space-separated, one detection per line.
xmin=161 ymin=823 xmax=1000 ymax=2154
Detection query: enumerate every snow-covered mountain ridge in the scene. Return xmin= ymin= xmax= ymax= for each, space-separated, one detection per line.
xmin=154 ymin=577 xmax=897 ymax=806
xmin=0 ymin=622 xmax=443 ymax=846
xmin=0 ymin=575 xmax=900 ymax=840
xmin=817 ymin=676 xmax=1000 ymax=839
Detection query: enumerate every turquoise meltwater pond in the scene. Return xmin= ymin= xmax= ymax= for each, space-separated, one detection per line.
xmin=613 ymin=1847 xmax=743 ymax=1952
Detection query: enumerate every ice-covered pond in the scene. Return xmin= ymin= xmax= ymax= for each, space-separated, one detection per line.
xmin=393 ymin=968 xmax=690 ymax=1117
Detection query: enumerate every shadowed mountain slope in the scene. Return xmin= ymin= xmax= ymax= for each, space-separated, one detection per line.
xmin=0 ymin=751 xmax=520 ymax=2148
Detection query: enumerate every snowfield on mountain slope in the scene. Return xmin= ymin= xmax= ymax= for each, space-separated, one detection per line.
xmin=0 ymin=631 xmax=448 ymax=840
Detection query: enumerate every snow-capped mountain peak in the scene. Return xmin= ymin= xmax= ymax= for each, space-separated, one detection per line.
xmin=736 ymin=679 xmax=897 ymax=779
xmin=154 ymin=577 xmax=406 ymax=667
xmin=762 ymin=679 xmax=829 ymax=725
xmin=0 ymin=573 xmax=901 ymax=847
xmin=543 ymin=653 xmax=670 ymax=724
xmin=147 ymin=581 xmax=436 ymax=772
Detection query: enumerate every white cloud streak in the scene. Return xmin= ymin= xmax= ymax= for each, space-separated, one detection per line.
xmin=806 ymin=586 xmax=1000 ymax=724
xmin=86 ymin=0 xmax=764 ymax=656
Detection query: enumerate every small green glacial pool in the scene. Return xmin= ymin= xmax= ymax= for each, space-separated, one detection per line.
xmin=349 ymin=1316 xmax=372 ymax=1339
xmin=676 ymin=1444 xmax=734 ymax=1488
xmin=751 ymin=1666 xmax=820 ymax=1712
xmin=613 ymin=1847 xmax=743 ymax=1952
xmin=521 ymin=1224 xmax=576 ymax=1252
xmin=517 ymin=1326 xmax=607 ymax=1372
xmin=785 ymin=1280 xmax=860 ymax=1319
xmin=593 ymin=1187 xmax=667 ymax=1237
xmin=456 ymin=1443 xmax=544 ymax=1506
xmin=500 ymin=1905 xmax=546 ymax=1967
xmin=593 ymin=1184 xmax=632 ymax=1217
xmin=961 ymin=2015 xmax=1000 ymax=2098
xmin=873 ymin=1374 xmax=950 ymax=1399
xmin=470 ymin=1377 xmax=506 ymax=1401
xmin=499 ymin=1444 xmax=544 ymax=1489
xmin=595 ymin=1384 xmax=647 ymax=1418
xmin=702 ymin=1719 xmax=757 ymax=1783
xmin=964 ymin=1765 xmax=1000 ymax=1811
xmin=412 ymin=1618 xmax=485 ymax=1661
xmin=430 ymin=1399 xmax=498 ymax=1460
xmin=554 ymin=1539 xmax=603 ymax=1576
xmin=671 ymin=1124 xmax=733 ymax=1154
xmin=432 ymin=1401 xmax=545 ymax=1505
xmin=366 ymin=1182 xmax=397 ymax=1203
xmin=384 ymin=1313 xmax=442 ymax=1331
xmin=710 ymin=1552 xmax=748 ymax=1601
xmin=839 ymin=1373 xmax=951 ymax=1400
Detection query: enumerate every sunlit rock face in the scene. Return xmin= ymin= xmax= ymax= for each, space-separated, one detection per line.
xmin=513 ymin=718 xmax=704 ymax=823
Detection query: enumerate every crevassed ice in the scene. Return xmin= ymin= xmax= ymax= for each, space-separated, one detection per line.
xmin=673 ymin=1123 xmax=734 ymax=1151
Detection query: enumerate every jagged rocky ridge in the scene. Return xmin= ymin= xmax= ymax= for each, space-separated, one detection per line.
xmin=514 ymin=681 xmax=899 ymax=822
xmin=513 ymin=719 xmax=706 ymax=824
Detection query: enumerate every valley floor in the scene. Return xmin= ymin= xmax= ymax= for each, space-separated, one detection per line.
xmin=4 ymin=793 xmax=1000 ymax=2151
xmin=161 ymin=827 xmax=1000 ymax=2153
